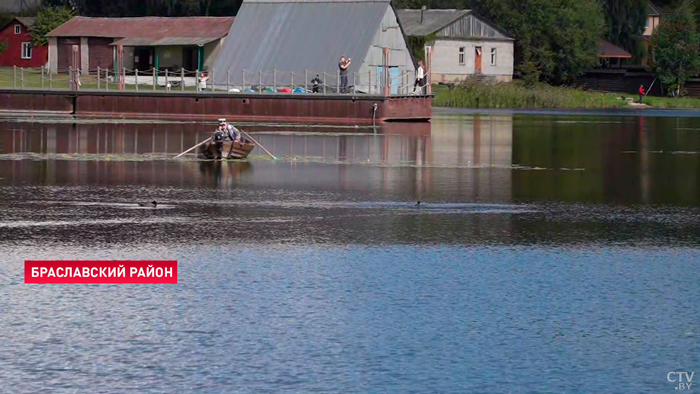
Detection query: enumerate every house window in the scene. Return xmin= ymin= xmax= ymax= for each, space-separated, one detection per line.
xmin=21 ymin=42 xmax=32 ymax=59
xmin=14 ymin=24 xmax=21 ymax=34
xmin=458 ymin=47 xmax=465 ymax=65
xmin=490 ymin=48 xmax=497 ymax=66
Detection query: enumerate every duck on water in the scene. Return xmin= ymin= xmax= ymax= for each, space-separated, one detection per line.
xmin=138 ymin=201 xmax=158 ymax=207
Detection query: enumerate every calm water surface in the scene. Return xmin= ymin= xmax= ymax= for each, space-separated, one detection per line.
xmin=0 ymin=112 xmax=698 ymax=394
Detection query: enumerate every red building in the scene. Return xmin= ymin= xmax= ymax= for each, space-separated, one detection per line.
xmin=0 ymin=17 xmax=48 ymax=68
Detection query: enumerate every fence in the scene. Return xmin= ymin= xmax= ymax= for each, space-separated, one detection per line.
xmin=0 ymin=66 xmax=428 ymax=96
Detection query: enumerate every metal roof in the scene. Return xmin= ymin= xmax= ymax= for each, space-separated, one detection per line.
xmin=46 ymin=16 xmax=235 ymax=39
xmin=395 ymin=9 xmax=471 ymax=36
xmin=212 ymin=0 xmax=390 ymax=86
xmin=597 ymin=39 xmax=632 ymax=59
xmin=111 ymin=37 xmax=221 ymax=47
xmin=15 ymin=17 xmax=35 ymax=28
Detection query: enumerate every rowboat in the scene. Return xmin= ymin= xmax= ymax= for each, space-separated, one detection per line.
xmin=198 ymin=139 xmax=256 ymax=160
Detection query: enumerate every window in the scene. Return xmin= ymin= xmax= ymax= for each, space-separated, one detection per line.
xmin=14 ymin=24 xmax=21 ymax=34
xmin=490 ymin=48 xmax=497 ymax=66
xmin=645 ymin=18 xmax=650 ymax=29
xmin=21 ymin=42 xmax=32 ymax=59
xmin=458 ymin=47 xmax=465 ymax=65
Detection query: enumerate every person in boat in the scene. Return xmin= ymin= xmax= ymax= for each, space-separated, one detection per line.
xmin=212 ymin=124 xmax=228 ymax=157
xmin=217 ymin=118 xmax=240 ymax=142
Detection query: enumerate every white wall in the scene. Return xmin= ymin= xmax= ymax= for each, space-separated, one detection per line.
xmin=431 ymin=39 xmax=513 ymax=82
xmin=79 ymin=37 xmax=89 ymax=74
xmin=358 ymin=6 xmax=416 ymax=94
xmin=48 ymin=37 xmax=57 ymax=72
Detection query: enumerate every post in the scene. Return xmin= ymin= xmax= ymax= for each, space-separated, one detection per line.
xmin=210 ymin=69 xmax=214 ymax=92
xmin=49 ymin=70 xmax=53 ymax=91
xmin=368 ymin=70 xmax=371 ymax=94
xmin=259 ymin=71 xmax=262 ymax=92
xmin=323 ymin=72 xmax=326 ymax=94
xmin=68 ymin=66 xmax=72 ymax=91
xmin=337 ymin=70 xmax=340 ymax=94
xmin=41 ymin=66 xmax=45 ymax=89
xmin=105 ymin=69 xmax=109 ymax=91
xmin=153 ymin=68 xmax=157 ymax=91
xmin=226 ymin=70 xmax=230 ymax=92
xmin=136 ymin=69 xmax=139 ymax=91
xmin=242 ymin=69 xmax=246 ymax=91
xmin=181 ymin=68 xmax=185 ymax=91
xmin=155 ymin=54 xmax=159 ymax=86
xmin=13 ymin=66 xmax=16 ymax=88
xmin=20 ymin=67 xmax=24 ymax=89
xmin=305 ymin=69 xmax=308 ymax=92
xmin=353 ymin=72 xmax=356 ymax=95
xmin=290 ymin=71 xmax=294 ymax=91
xmin=165 ymin=69 xmax=169 ymax=90
xmin=273 ymin=69 xmax=276 ymax=92
xmin=97 ymin=66 xmax=100 ymax=90
xmin=196 ymin=69 xmax=199 ymax=92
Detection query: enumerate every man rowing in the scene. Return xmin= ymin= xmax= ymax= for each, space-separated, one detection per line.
xmin=217 ymin=118 xmax=240 ymax=142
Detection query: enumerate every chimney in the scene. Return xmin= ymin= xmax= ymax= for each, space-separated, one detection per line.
xmin=420 ymin=5 xmax=426 ymax=24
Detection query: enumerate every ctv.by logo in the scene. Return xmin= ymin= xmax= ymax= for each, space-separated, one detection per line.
xmin=668 ymin=372 xmax=694 ymax=390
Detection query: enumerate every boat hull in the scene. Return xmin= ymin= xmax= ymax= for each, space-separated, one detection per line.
xmin=198 ymin=139 xmax=255 ymax=160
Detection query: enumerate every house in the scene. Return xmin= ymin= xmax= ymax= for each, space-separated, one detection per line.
xmin=596 ymin=38 xmax=632 ymax=69
xmin=211 ymin=0 xmax=416 ymax=94
xmin=45 ymin=16 xmax=235 ymax=74
xmin=644 ymin=2 xmax=662 ymax=38
xmin=396 ymin=8 xmax=514 ymax=83
xmin=0 ymin=17 xmax=48 ymax=68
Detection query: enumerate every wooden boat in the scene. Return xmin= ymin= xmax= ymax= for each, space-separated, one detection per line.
xmin=198 ymin=138 xmax=256 ymax=160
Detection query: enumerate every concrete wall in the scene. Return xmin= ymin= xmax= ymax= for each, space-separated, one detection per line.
xmin=80 ymin=37 xmax=89 ymax=74
xmin=358 ymin=6 xmax=416 ymax=94
xmin=48 ymin=37 xmax=57 ymax=72
xmin=430 ymin=38 xmax=513 ymax=82
xmin=203 ymin=39 xmax=224 ymax=70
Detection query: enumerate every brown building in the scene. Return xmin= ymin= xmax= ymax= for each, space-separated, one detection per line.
xmin=45 ymin=16 xmax=235 ymax=74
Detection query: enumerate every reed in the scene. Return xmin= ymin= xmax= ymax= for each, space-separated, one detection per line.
xmin=433 ymin=81 xmax=628 ymax=109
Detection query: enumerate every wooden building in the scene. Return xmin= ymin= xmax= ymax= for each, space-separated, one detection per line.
xmin=396 ymin=8 xmax=514 ymax=83
xmin=45 ymin=16 xmax=235 ymax=74
xmin=0 ymin=17 xmax=48 ymax=68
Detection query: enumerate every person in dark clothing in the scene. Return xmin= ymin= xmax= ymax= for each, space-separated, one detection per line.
xmin=638 ymin=84 xmax=645 ymax=103
xmin=339 ymin=56 xmax=351 ymax=93
xmin=311 ymin=74 xmax=322 ymax=93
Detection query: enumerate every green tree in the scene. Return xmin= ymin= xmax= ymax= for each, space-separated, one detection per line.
xmin=482 ymin=0 xmax=605 ymax=84
xmin=0 ymin=39 xmax=7 ymax=55
xmin=649 ymin=0 xmax=700 ymax=96
xmin=31 ymin=6 xmax=76 ymax=47
xmin=603 ymin=0 xmax=648 ymax=63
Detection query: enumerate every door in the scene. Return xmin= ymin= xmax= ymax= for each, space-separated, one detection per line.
xmin=134 ymin=48 xmax=152 ymax=71
xmin=475 ymin=46 xmax=482 ymax=74
xmin=88 ymin=38 xmax=114 ymax=70
xmin=57 ymin=38 xmax=80 ymax=72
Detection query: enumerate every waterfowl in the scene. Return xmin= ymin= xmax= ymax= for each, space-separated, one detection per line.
xmin=415 ymin=201 xmax=421 ymax=207
xmin=138 ymin=200 xmax=158 ymax=207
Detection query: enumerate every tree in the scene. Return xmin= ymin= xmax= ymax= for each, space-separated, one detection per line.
xmin=0 ymin=39 xmax=7 ymax=56
xmin=31 ymin=6 xmax=75 ymax=47
xmin=481 ymin=0 xmax=605 ymax=84
xmin=603 ymin=0 xmax=648 ymax=63
xmin=649 ymin=0 xmax=700 ymax=96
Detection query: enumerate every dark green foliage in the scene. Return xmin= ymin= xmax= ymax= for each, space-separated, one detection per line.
xmin=31 ymin=6 xmax=75 ymax=47
xmin=405 ymin=33 xmax=437 ymax=63
xmin=649 ymin=0 xmax=700 ymax=96
xmin=603 ymin=0 xmax=648 ymax=63
xmin=0 ymin=39 xmax=7 ymax=55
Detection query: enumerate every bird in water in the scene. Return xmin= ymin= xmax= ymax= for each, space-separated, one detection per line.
xmin=138 ymin=200 xmax=158 ymax=207
xmin=415 ymin=201 xmax=421 ymax=207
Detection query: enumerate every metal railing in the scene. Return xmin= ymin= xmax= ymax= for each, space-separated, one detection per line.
xmin=0 ymin=66 xmax=428 ymax=96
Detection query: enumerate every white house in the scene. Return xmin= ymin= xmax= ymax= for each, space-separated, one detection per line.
xmin=396 ymin=8 xmax=514 ymax=83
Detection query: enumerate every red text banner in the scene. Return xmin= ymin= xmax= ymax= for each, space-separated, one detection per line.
xmin=24 ymin=261 xmax=178 ymax=284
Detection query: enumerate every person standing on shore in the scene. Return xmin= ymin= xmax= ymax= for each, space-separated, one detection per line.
xmin=639 ymin=84 xmax=645 ymax=103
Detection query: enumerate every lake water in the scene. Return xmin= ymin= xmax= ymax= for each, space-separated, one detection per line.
xmin=0 ymin=110 xmax=698 ymax=394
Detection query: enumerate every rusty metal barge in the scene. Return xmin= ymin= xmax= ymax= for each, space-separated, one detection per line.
xmin=0 ymin=89 xmax=432 ymax=125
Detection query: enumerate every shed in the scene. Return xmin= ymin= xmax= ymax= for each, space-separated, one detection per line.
xmin=45 ymin=16 xmax=235 ymax=74
xmin=396 ymin=8 xmax=514 ymax=83
xmin=211 ymin=0 xmax=417 ymax=94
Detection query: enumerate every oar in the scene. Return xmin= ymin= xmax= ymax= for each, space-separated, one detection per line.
xmin=175 ymin=137 xmax=212 ymax=159
xmin=233 ymin=126 xmax=278 ymax=161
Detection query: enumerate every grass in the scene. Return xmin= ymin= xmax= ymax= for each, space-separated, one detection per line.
xmin=432 ymin=80 xmax=700 ymax=109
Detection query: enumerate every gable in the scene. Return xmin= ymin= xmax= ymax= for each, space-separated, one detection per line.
xmin=212 ymin=0 xmax=389 ymax=86
xmin=437 ymin=14 xmax=511 ymax=40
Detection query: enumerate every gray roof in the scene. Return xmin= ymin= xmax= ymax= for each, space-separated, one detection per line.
xmin=396 ymin=9 xmax=471 ymax=36
xmin=15 ymin=17 xmax=35 ymax=28
xmin=212 ymin=0 xmax=390 ymax=86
